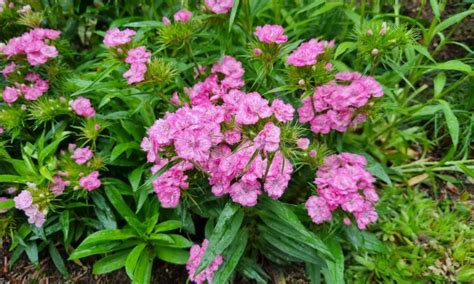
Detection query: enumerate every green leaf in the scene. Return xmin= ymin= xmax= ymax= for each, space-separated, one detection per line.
xmin=433 ymin=72 xmax=446 ymax=98
xmin=60 ymin=211 xmax=70 ymax=243
xmin=429 ymin=0 xmax=441 ymax=20
xmin=0 ymin=199 xmax=14 ymax=210
xmin=126 ymin=243 xmax=146 ymax=280
xmin=321 ymin=239 xmax=344 ymax=284
xmin=238 ymin=257 xmax=268 ymax=283
xmin=413 ymin=45 xmax=436 ymax=63
xmin=433 ymin=9 xmax=474 ymax=35
xmin=154 ymin=220 xmax=182 ymax=233
xmin=306 ymin=262 xmax=321 ymax=284
xmin=93 ymin=250 xmax=129 ymax=275
xmin=48 ymin=243 xmax=69 ymax=276
xmin=335 ymin=42 xmax=355 ymax=59
xmin=0 ymin=175 xmax=29 ymax=183
xmin=38 ymin=133 xmax=69 ymax=165
xmin=228 ymin=0 xmax=240 ymax=32
xmin=439 ymin=99 xmax=459 ymax=147
xmin=69 ymin=241 xmax=123 ymax=260
xmin=132 ymin=247 xmax=153 ymax=284
xmin=110 ymin=142 xmax=139 ymax=162
xmin=213 ymin=228 xmax=249 ymax=283
xmin=105 ymin=184 xmax=145 ymax=233
xmin=425 ymin=60 xmax=472 ymax=74
xmin=258 ymin=198 xmax=333 ymax=261
xmin=79 ymin=229 xmax=137 ymax=246
xmin=129 ymin=166 xmax=144 ymax=192
xmin=196 ymin=202 xmax=244 ymax=275
xmin=24 ymin=241 xmax=39 ymax=265
xmin=155 ymin=246 xmax=189 ymax=265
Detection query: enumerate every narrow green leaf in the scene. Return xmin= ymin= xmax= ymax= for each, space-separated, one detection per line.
xmin=0 ymin=199 xmax=14 ymax=210
xmin=433 ymin=72 xmax=446 ymax=98
xmin=132 ymin=247 xmax=153 ymax=284
xmin=155 ymin=246 xmax=189 ymax=265
xmin=321 ymin=239 xmax=344 ymax=284
xmin=213 ymin=228 xmax=249 ymax=283
xmin=228 ymin=0 xmax=240 ymax=32
xmin=93 ymin=250 xmax=129 ymax=275
xmin=439 ymin=99 xmax=459 ymax=147
xmin=154 ymin=220 xmax=182 ymax=233
xmin=60 ymin=211 xmax=70 ymax=243
xmin=126 ymin=243 xmax=146 ymax=280
xmin=48 ymin=243 xmax=69 ymax=276
xmin=110 ymin=142 xmax=139 ymax=162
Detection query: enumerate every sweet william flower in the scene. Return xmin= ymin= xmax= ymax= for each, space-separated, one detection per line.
xmin=287 ymin=39 xmax=333 ymax=67
xmin=205 ymin=0 xmax=234 ymax=14
xmin=254 ymin=24 xmax=288 ymax=44
xmin=50 ymin=175 xmax=70 ymax=196
xmin=103 ymin=28 xmax=136 ymax=47
xmin=14 ymin=190 xmax=33 ymax=210
xmin=254 ymin=122 xmax=280 ymax=152
xmin=79 ymin=171 xmax=101 ymax=191
xmin=297 ymin=138 xmax=310 ymax=150
xmin=271 ymin=99 xmax=294 ymax=122
xmin=174 ymin=9 xmax=192 ymax=22
xmin=70 ymin=96 xmax=95 ymax=117
xmin=72 ymin=146 xmax=93 ymax=165
xmin=1 ymin=62 xmax=16 ymax=78
xmin=3 ymin=86 xmax=19 ymax=104
xmin=186 ymin=239 xmax=224 ymax=284
xmin=24 ymin=205 xmax=46 ymax=227
xmin=162 ymin=16 xmax=171 ymax=26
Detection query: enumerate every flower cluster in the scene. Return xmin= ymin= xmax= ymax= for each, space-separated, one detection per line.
xmin=205 ymin=0 xmax=234 ymax=14
xmin=70 ymin=96 xmax=96 ymax=117
xmin=186 ymin=239 xmax=223 ymax=284
xmin=103 ymin=28 xmax=136 ymax=48
xmin=1 ymin=28 xmax=60 ymax=66
xmin=2 ymin=72 xmax=49 ymax=104
xmin=174 ymin=9 xmax=193 ymax=22
xmin=13 ymin=190 xmax=45 ymax=227
xmin=142 ymin=56 xmax=296 ymax=207
xmin=254 ymin=24 xmax=288 ymax=44
xmin=298 ymin=72 xmax=383 ymax=134
xmin=123 ymin=46 xmax=151 ymax=84
xmin=287 ymin=39 xmax=334 ymax=67
xmin=305 ymin=153 xmax=379 ymax=229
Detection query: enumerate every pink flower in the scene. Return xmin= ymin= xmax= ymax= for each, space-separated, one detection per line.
xmin=254 ymin=122 xmax=280 ymax=152
xmin=3 ymin=86 xmax=19 ymax=104
xmin=0 ymin=128 xmax=3 ymax=135
xmin=205 ymin=0 xmax=234 ymax=14
xmin=125 ymin=46 xmax=151 ymax=65
xmin=174 ymin=128 xmax=212 ymax=162
xmin=72 ymin=146 xmax=93 ymax=165
xmin=24 ymin=205 xmax=46 ymax=227
xmin=211 ymin=55 xmax=245 ymax=89
xmin=103 ymin=28 xmax=136 ymax=47
xmin=50 ymin=175 xmax=70 ymax=196
xmin=271 ymin=99 xmax=294 ymax=122
xmin=186 ymin=240 xmax=224 ymax=284
xmin=254 ymin=24 xmax=288 ymax=44
xmin=229 ymin=181 xmax=261 ymax=207
xmin=1 ymin=62 xmax=16 ymax=78
xmin=162 ymin=16 xmax=171 ymax=26
xmin=171 ymin=91 xmax=181 ymax=105
xmin=235 ymin=92 xmax=272 ymax=125
xmin=152 ymin=162 xmax=193 ymax=208
xmin=79 ymin=171 xmax=101 ymax=191
xmin=309 ymin=150 xmax=317 ymax=158
xmin=305 ymin=196 xmax=333 ymax=224
xmin=224 ymin=128 xmax=241 ymax=145
xmin=264 ymin=152 xmax=293 ymax=199
xmin=174 ymin=9 xmax=192 ymax=22
xmin=287 ymin=39 xmax=333 ymax=67
xmin=70 ymin=96 xmax=96 ymax=117
xmin=14 ymin=190 xmax=33 ymax=210
xmin=253 ymin=48 xmax=262 ymax=56
xmin=123 ymin=63 xmax=148 ymax=84
xmin=296 ymin=138 xmax=310 ymax=150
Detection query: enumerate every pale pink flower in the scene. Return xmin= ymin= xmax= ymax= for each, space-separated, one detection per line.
xmin=50 ymin=175 xmax=70 ymax=196
xmin=2 ymin=86 xmax=19 ymax=104
xmin=14 ymin=190 xmax=33 ymax=210
xmin=297 ymin=138 xmax=310 ymax=150
xmin=254 ymin=122 xmax=280 ymax=152
xmin=72 ymin=146 xmax=93 ymax=165
xmin=271 ymin=99 xmax=294 ymax=122
xmin=174 ymin=9 xmax=192 ymax=22
xmin=254 ymin=24 xmax=288 ymax=44
xmin=103 ymin=28 xmax=136 ymax=47
xmin=70 ymin=96 xmax=95 ymax=117
xmin=205 ymin=0 xmax=234 ymax=14
xmin=79 ymin=171 xmax=101 ymax=191
xmin=162 ymin=16 xmax=171 ymax=26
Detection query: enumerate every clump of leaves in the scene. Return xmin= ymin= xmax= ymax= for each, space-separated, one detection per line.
xmin=346 ymin=187 xmax=473 ymax=283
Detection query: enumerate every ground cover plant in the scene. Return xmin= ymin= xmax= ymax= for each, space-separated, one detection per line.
xmin=0 ymin=0 xmax=473 ymax=283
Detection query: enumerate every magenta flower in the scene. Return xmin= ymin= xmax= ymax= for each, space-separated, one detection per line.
xmin=254 ymin=122 xmax=280 ymax=152
xmin=70 ymin=96 xmax=96 ymax=117
xmin=186 ymin=239 xmax=224 ymax=284
xmin=103 ymin=28 xmax=136 ymax=47
xmin=254 ymin=24 xmax=288 ymax=44
xmin=1 ymin=62 xmax=16 ymax=78
xmin=287 ymin=39 xmax=334 ymax=67
xmin=263 ymin=152 xmax=293 ymax=199
xmin=162 ymin=16 xmax=171 ymax=26
xmin=79 ymin=171 xmax=101 ymax=191
xmin=205 ymin=0 xmax=234 ymax=14
xmin=174 ymin=9 xmax=192 ymax=22
xmin=2 ymin=86 xmax=19 ymax=104
xmin=72 ymin=146 xmax=93 ymax=165
xmin=271 ymin=99 xmax=294 ymax=122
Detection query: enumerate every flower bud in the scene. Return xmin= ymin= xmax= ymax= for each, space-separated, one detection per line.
xmin=380 ymin=22 xmax=387 ymax=35
xmin=371 ymin=48 xmax=379 ymax=56
xmin=253 ymin=48 xmax=262 ymax=56
xmin=367 ymin=29 xmax=373 ymax=36
xmin=162 ymin=16 xmax=171 ymax=26
xmin=298 ymin=79 xmax=305 ymax=86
